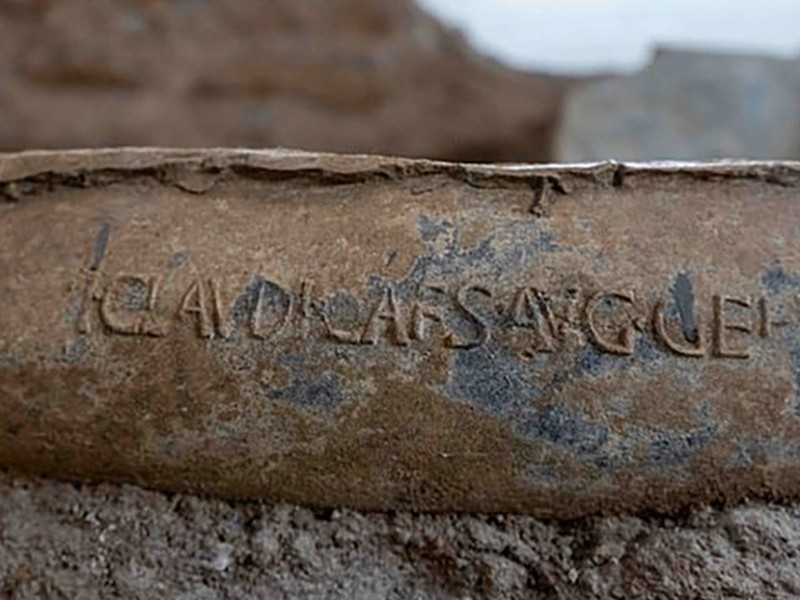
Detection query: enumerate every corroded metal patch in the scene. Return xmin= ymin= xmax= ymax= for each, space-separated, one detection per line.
xmin=1 ymin=149 xmax=800 ymax=516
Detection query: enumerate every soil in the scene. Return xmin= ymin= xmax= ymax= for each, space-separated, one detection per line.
xmin=2 ymin=471 xmax=800 ymax=599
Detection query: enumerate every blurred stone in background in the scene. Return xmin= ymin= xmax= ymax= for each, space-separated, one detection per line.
xmin=2 ymin=2 xmax=797 ymax=163
xmin=0 ymin=0 xmax=567 ymax=162
xmin=558 ymin=49 xmax=800 ymax=162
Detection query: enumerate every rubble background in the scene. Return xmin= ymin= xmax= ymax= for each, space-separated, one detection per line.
xmin=557 ymin=49 xmax=800 ymax=162
xmin=4 ymin=472 xmax=800 ymax=599
xmin=1 ymin=1 xmax=798 ymax=163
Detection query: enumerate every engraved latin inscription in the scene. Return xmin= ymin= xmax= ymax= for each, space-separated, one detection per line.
xmin=653 ymin=298 xmax=705 ymax=357
xmin=75 ymin=235 xmax=799 ymax=359
xmin=77 ymin=267 xmax=799 ymax=360
xmin=361 ymin=287 xmax=409 ymax=346
xmin=712 ymin=295 xmax=752 ymax=359
xmin=180 ymin=279 xmax=214 ymax=338
xmin=586 ymin=290 xmax=638 ymax=356
xmin=101 ymin=274 xmax=165 ymax=336
xmin=510 ymin=287 xmax=558 ymax=353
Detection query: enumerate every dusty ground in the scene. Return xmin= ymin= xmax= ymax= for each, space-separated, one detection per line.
xmin=0 ymin=471 xmax=798 ymax=599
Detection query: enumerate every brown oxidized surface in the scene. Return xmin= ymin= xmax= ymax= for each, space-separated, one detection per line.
xmin=1 ymin=149 xmax=800 ymax=517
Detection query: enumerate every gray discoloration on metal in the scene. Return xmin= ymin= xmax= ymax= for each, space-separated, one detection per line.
xmin=672 ymin=271 xmax=698 ymax=343
xmin=89 ymin=223 xmax=110 ymax=271
xmin=2 ymin=149 xmax=800 ymax=517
